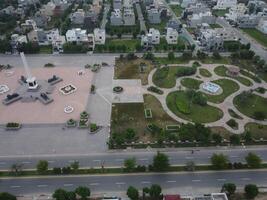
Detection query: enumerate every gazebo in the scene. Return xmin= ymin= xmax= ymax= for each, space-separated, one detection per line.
xmin=227 ymin=66 xmax=240 ymax=77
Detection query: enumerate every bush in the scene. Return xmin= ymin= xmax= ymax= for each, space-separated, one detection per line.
xmin=53 ymin=167 xmax=61 ymax=174
xmin=226 ymin=119 xmax=238 ymax=129
xmin=244 ymin=184 xmax=259 ymax=199
xmin=253 ymin=111 xmax=266 ymax=120
xmin=147 ymin=86 xmax=164 ymax=95
xmin=6 ymin=122 xmax=20 ymax=128
xmin=153 ymin=152 xmax=169 ymax=171
xmin=230 ymin=134 xmax=240 ymax=145
xmin=176 ymin=67 xmax=196 ymax=77
xmin=211 ymin=153 xmax=229 ymax=170
xmin=36 ymin=160 xmax=48 ymax=174
xmin=245 ymin=152 xmax=262 ymax=168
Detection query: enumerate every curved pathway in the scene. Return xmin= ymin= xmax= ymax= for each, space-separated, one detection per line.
xmin=142 ymin=61 xmax=267 ymax=134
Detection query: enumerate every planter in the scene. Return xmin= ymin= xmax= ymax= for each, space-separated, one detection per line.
xmin=5 ymin=123 xmax=21 ymax=130
xmin=113 ymin=86 xmax=123 ymax=94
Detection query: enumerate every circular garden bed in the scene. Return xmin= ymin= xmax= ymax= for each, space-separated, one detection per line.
xmin=113 ymin=86 xmax=124 ymax=93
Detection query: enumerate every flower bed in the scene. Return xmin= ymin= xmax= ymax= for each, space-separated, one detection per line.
xmin=113 ymin=86 xmax=123 ymax=93
xmin=147 ymin=86 xmax=163 ymax=95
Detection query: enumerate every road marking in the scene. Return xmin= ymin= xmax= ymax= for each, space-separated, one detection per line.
xmin=93 ymin=160 xmax=101 ymax=162
xmin=68 ymin=160 xmax=75 ymax=163
xmin=192 ymin=180 xmax=201 ymax=182
xmin=116 ymin=182 xmax=125 ymax=185
xmin=37 ymin=185 xmax=48 ymax=188
xmin=166 ymin=180 xmax=176 ymax=183
xmin=241 ymin=178 xmax=251 ymax=181
xmin=217 ymin=179 xmax=226 ymax=182
xmin=230 ymin=155 xmax=239 ymax=158
xmin=48 ymin=160 xmax=55 ymax=163
xmin=138 ymin=158 xmax=148 ymax=161
xmin=10 ymin=186 xmax=21 ymax=188
xmin=0 ymin=162 xmax=6 ymax=165
xmin=141 ymin=181 xmax=151 ymax=184
xmin=63 ymin=184 xmax=73 ymax=187
xmin=185 ymin=157 xmax=194 ymax=159
xmin=90 ymin=183 xmax=100 ymax=186
xmin=115 ymin=159 xmax=124 ymax=161
xmin=21 ymin=161 xmax=31 ymax=164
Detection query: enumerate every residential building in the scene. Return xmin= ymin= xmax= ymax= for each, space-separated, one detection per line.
xmin=65 ymin=28 xmax=88 ymax=43
xmin=33 ymin=11 xmax=49 ymax=28
xmin=257 ymin=17 xmax=267 ymax=34
xmin=40 ymin=2 xmax=56 ymax=16
xmin=10 ymin=34 xmax=28 ymax=53
xmin=181 ymin=0 xmax=196 ymax=8
xmin=0 ymin=6 xmax=15 ymax=15
xmin=166 ymin=27 xmax=178 ymax=44
xmin=189 ymin=11 xmax=216 ymax=28
xmin=46 ymin=29 xmax=65 ymax=52
xmin=185 ymin=3 xmax=210 ymax=15
xmin=21 ymin=19 xmax=38 ymax=33
xmin=70 ymin=9 xmax=85 ymax=25
xmin=167 ymin=19 xmax=182 ymax=32
xmin=110 ymin=9 xmax=123 ymax=26
xmin=141 ymin=28 xmax=160 ymax=47
xmin=94 ymin=28 xmax=105 ymax=45
xmin=84 ymin=10 xmax=98 ymax=31
xmin=225 ymin=3 xmax=247 ymax=21
xmin=237 ymin=14 xmax=262 ymax=28
xmin=27 ymin=29 xmax=48 ymax=45
xmin=87 ymin=33 xmax=95 ymax=51
xmin=123 ymin=7 xmax=135 ymax=26
xmin=214 ymin=0 xmax=237 ymax=10
xmin=113 ymin=0 xmax=122 ymax=9
xmin=147 ymin=8 xmax=161 ymax=24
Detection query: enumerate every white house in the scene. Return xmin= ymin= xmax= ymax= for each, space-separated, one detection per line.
xmin=70 ymin=9 xmax=85 ymax=25
xmin=66 ymin=28 xmax=88 ymax=43
xmin=214 ymin=0 xmax=237 ymax=10
xmin=123 ymin=7 xmax=135 ymax=26
xmin=257 ymin=17 xmax=267 ymax=34
xmin=166 ymin=27 xmax=178 ymax=44
xmin=225 ymin=3 xmax=247 ymax=21
xmin=181 ymin=0 xmax=196 ymax=8
xmin=87 ymin=33 xmax=95 ymax=51
xmin=189 ymin=11 xmax=216 ymax=28
xmin=141 ymin=28 xmax=160 ymax=47
xmin=94 ymin=28 xmax=106 ymax=45
xmin=21 ymin=19 xmax=37 ymax=32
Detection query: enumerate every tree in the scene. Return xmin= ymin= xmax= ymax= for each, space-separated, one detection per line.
xmin=243 ymin=131 xmax=253 ymax=143
xmin=67 ymin=191 xmax=77 ymax=200
xmin=212 ymin=134 xmax=223 ymax=145
xmin=149 ymin=184 xmax=162 ymax=200
xmin=10 ymin=163 xmax=23 ymax=175
xmin=230 ymin=134 xmax=240 ymax=145
xmin=124 ymin=157 xmax=136 ymax=172
xmin=0 ymin=192 xmax=17 ymax=200
xmin=245 ymin=152 xmax=262 ymax=168
xmin=53 ymin=188 xmax=69 ymax=200
xmin=36 ymin=160 xmax=48 ymax=174
xmin=221 ymin=183 xmax=236 ymax=196
xmin=210 ymin=153 xmax=229 ymax=170
xmin=127 ymin=186 xmax=139 ymax=200
xmin=185 ymin=161 xmax=195 ymax=171
xmin=153 ymin=152 xmax=170 ymax=171
xmin=245 ymin=184 xmax=259 ymax=199
xmin=75 ymin=186 xmax=90 ymax=200
xmin=168 ymin=52 xmax=175 ymax=60
xmin=213 ymin=51 xmax=221 ymax=59
xmin=70 ymin=161 xmax=79 ymax=172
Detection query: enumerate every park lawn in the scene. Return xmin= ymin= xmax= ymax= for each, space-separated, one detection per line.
xmin=199 ymin=68 xmax=212 ymax=77
xmin=155 ymin=57 xmax=188 ymax=65
xmin=181 ymin=78 xmax=203 ymax=89
xmin=245 ymin=123 xmax=267 ymax=140
xmin=105 ymin=39 xmax=140 ymax=52
xmin=203 ymin=79 xmax=240 ymax=103
xmin=111 ymin=94 xmax=179 ymax=142
xmin=170 ymin=5 xmax=183 ymax=17
xmin=242 ymin=28 xmax=267 ymax=48
xmin=212 ymin=9 xmax=229 ymax=17
xmin=234 ymin=93 xmax=267 ymax=120
xmin=214 ymin=65 xmax=253 ymax=86
xmin=166 ymin=91 xmax=223 ymax=123
xmin=209 ymin=24 xmax=222 ymax=29
xmin=39 ymin=45 xmax=52 ymax=54
xmin=114 ymin=58 xmax=154 ymax=85
xmin=152 ymin=66 xmax=178 ymax=88
xmin=240 ymin=69 xmax=262 ymax=83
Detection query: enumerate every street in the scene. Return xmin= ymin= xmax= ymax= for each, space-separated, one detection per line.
xmin=1 ymin=170 xmax=267 ymax=196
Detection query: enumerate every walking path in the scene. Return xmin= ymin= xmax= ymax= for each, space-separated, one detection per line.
xmin=141 ymin=61 xmax=267 ymax=134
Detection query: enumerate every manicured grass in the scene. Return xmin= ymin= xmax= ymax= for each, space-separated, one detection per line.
xmin=242 ymin=28 xmax=267 ymax=48
xmin=147 ymin=19 xmax=168 ymax=34
xmin=234 ymin=93 xmax=267 ymax=120
xmin=39 ymin=45 xmax=52 ymax=54
xmin=209 ymin=24 xmax=222 ymax=29
xmin=105 ymin=39 xmax=140 ymax=52
xmin=155 ymin=57 xmax=188 ymax=65
xmin=111 ymin=94 xmax=179 ymax=142
xmin=170 ymin=5 xmax=183 ymax=17
xmin=214 ymin=65 xmax=253 ymax=86
xmin=166 ymin=91 xmax=223 ymax=123
xmin=152 ymin=66 xmax=177 ymax=88
xmin=199 ymin=68 xmax=212 ymax=77
xmin=245 ymin=123 xmax=267 ymax=140
xmin=181 ymin=78 xmax=202 ymax=89
xmin=212 ymin=9 xmax=229 ymax=17
xmin=240 ymin=69 xmax=262 ymax=83
xmin=114 ymin=58 xmax=154 ymax=85
xmin=203 ymin=79 xmax=240 ymax=103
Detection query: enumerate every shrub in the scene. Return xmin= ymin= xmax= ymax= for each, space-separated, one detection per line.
xmin=253 ymin=111 xmax=266 ymax=120
xmin=226 ymin=119 xmax=238 ymax=129
xmin=176 ymin=67 xmax=196 ymax=77
xmin=147 ymin=86 xmax=164 ymax=95
xmin=244 ymin=184 xmax=259 ymax=199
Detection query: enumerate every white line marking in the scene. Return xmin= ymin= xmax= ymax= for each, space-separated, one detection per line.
xmin=138 ymin=158 xmax=148 ymax=161
xmin=68 ymin=160 xmax=75 ymax=163
xmin=63 ymin=184 xmax=73 ymax=187
xmin=217 ymin=179 xmax=226 ymax=181
xmin=116 ymin=182 xmax=125 ymax=185
xmin=10 ymin=186 xmax=21 ymax=188
xmin=185 ymin=157 xmax=194 ymax=159
xmin=230 ymin=155 xmax=238 ymax=158
xmin=93 ymin=160 xmax=101 ymax=162
xmin=21 ymin=161 xmax=31 ymax=164
xmin=141 ymin=181 xmax=151 ymax=184
xmin=37 ymin=185 xmax=48 ymax=187
xmin=115 ymin=159 xmax=124 ymax=161
xmin=90 ymin=183 xmax=100 ymax=186
xmin=0 ymin=162 xmax=6 ymax=165
xmin=241 ymin=178 xmax=251 ymax=181
xmin=166 ymin=180 xmax=176 ymax=183
xmin=192 ymin=180 xmax=201 ymax=182
xmin=48 ymin=160 xmax=55 ymax=163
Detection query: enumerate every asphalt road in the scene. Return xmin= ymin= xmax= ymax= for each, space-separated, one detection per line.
xmin=1 ymin=170 xmax=267 ymax=196
xmin=1 ymin=147 xmax=267 ymax=170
